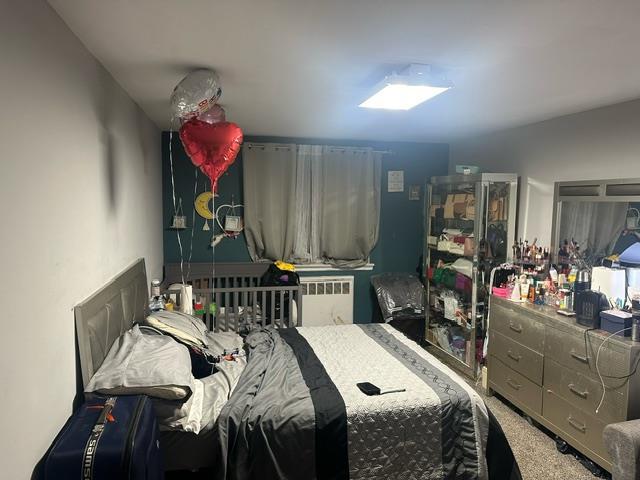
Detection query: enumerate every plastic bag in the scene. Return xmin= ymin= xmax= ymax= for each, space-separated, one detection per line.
xmin=371 ymin=273 xmax=425 ymax=322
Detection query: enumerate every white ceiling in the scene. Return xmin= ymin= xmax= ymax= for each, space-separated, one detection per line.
xmin=50 ymin=0 xmax=640 ymax=142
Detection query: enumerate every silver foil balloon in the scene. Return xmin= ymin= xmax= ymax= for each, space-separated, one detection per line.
xmin=170 ymin=69 xmax=222 ymax=122
xmin=198 ymin=104 xmax=226 ymax=124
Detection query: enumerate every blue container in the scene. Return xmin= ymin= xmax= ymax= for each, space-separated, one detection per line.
xmin=600 ymin=310 xmax=633 ymax=337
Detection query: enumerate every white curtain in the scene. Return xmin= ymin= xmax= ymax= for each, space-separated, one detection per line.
xmin=243 ymin=143 xmax=382 ymax=267
xmin=559 ymin=201 xmax=628 ymax=258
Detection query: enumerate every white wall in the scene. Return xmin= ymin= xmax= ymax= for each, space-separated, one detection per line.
xmin=450 ymin=99 xmax=640 ymax=245
xmin=0 ymin=2 xmax=162 ymax=478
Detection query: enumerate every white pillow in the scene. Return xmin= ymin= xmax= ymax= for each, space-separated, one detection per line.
xmin=85 ymin=325 xmax=194 ymax=401
xmin=145 ymin=310 xmax=208 ymax=348
xmin=154 ymin=379 xmax=204 ymax=433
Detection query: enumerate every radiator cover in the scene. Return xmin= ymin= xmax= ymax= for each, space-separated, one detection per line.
xmin=300 ymin=276 xmax=354 ymax=326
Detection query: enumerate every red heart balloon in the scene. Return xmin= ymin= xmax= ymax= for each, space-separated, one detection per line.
xmin=179 ymin=119 xmax=243 ymax=192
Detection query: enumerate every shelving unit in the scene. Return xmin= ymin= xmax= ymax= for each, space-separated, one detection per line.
xmin=424 ymin=173 xmax=518 ymax=378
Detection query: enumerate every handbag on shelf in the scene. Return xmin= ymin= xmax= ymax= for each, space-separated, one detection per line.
xmin=487 ymin=224 xmax=507 ymax=259
xmin=449 ymin=235 xmax=466 ymax=255
xmin=464 ymin=196 xmax=476 ymax=220
xmin=442 ymin=269 xmax=457 ymax=289
xmin=433 ymin=268 xmax=445 ymax=285
xmin=449 ymin=243 xmax=465 ymax=255
xmin=429 ymin=205 xmax=443 ymax=218
xmin=489 ymin=197 xmax=500 ymax=221
xmin=463 ymin=236 xmax=476 ymax=256
xmin=444 ymin=195 xmax=456 ymax=219
xmin=453 ymin=194 xmax=469 ymax=218
xmin=455 ymin=272 xmax=472 ymax=293
xmin=437 ymin=236 xmax=452 ymax=252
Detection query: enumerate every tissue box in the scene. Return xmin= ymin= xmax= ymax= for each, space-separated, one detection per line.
xmin=600 ymin=310 xmax=632 ymax=336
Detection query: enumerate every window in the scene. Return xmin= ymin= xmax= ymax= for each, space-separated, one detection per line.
xmin=242 ymin=143 xmax=382 ymax=268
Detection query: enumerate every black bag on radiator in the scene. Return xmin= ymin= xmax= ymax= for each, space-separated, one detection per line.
xmin=40 ymin=395 xmax=163 ymax=480
xmin=261 ymin=263 xmax=300 ymax=324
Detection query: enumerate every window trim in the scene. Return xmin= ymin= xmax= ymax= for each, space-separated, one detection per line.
xmin=293 ymin=263 xmax=375 ymax=272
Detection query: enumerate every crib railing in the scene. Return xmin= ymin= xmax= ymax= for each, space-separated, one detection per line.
xmin=162 ymin=262 xmax=302 ymax=332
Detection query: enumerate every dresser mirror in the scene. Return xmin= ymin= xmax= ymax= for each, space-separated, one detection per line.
xmin=551 ymin=179 xmax=640 ymax=265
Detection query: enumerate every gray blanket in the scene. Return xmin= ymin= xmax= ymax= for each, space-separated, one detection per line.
xmin=215 ymin=324 xmax=515 ymax=480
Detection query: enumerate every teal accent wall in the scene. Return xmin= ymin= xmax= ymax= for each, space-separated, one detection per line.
xmin=162 ymin=132 xmax=448 ymax=323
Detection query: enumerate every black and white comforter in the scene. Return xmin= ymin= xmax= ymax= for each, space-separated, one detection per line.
xmin=215 ymin=324 xmax=520 ymax=480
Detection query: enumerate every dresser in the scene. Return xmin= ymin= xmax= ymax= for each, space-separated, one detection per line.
xmin=488 ymin=295 xmax=640 ymax=472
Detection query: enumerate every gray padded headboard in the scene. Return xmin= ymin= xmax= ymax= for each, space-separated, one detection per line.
xmin=74 ymin=258 xmax=148 ymax=388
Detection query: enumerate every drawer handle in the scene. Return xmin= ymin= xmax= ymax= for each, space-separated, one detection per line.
xmin=509 ymin=322 xmax=523 ymax=333
xmin=507 ymin=351 xmax=522 ymax=362
xmin=568 ymin=384 xmax=588 ymax=399
xmin=570 ymin=351 xmax=589 ymax=364
xmin=567 ymin=415 xmax=587 ymax=433
xmin=506 ymin=378 xmax=522 ymax=390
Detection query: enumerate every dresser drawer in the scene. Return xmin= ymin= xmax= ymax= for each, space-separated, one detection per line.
xmin=545 ymin=358 xmax=625 ymax=424
xmin=545 ymin=324 xmax=631 ymax=382
xmin=543 ymin=389 xmax=609 ymax=464
xmin=490 ymin=301 xmax=545 ymax=352
xmin=489 ymin=356 xmax=542 ymax=415
xmin=490 ymin=330 xmax=543 ymax=385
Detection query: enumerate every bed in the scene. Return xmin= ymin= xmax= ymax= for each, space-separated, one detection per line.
xmin=75 ymin=258 xmax=521 ymax=479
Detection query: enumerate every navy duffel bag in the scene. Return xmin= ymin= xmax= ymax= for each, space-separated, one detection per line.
xmin=41 ymin=395 xmax=163 ymax=479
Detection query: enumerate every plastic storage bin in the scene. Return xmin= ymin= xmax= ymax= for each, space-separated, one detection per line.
xmin=600 ymin=310 xmax=633 ymax=337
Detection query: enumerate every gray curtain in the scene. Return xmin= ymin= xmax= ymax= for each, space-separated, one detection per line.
xmin=242 ymin=144 xmax=297 ymax=261
xmin=315 ymin=147 xmax=382 ymax=267
xmin=242 ymin=143 xmax=382 ymax=267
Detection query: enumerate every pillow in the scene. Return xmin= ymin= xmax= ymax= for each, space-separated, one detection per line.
xmin=205 ymin=331 xmax=244 ymax=356
xmin=145 ymin=310 xmax=208 ymax=348
xmin=85 ymin=325 xmax=194 ymax=401
xmin=154 ymin=379 xmax=204 ymax=434
xmin=154 ymin=357 xmax=248 ymax=434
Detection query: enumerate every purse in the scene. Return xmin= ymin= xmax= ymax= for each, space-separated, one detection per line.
xmin=443 ymin=195 xmax=455 ymax=219
xmin=455 ymin=272 xmax=472 ymax=293
xmin=433 ymin=268 xmax=445 ymax=284
xmin=464 ymin=236 xmax=475 ymax=256
xmin=437 ymin=236 xmax=452 ymax=252
xmin=442 ymin=269 xmax=457 ymax=289
xmin=489 ymin=197 xmax=500 ymax=221
xmin=487 ymin=224 xmax=507 ymax=259
xmin=449 ymin=243 xmax=465 ymax=255
xmin=465 ymin=195 xmax=476 ymax=220
xmin=453 ymin=194 xmax=469 ymax=218
xmin=449 ymin=235 xmax=466 ymax=255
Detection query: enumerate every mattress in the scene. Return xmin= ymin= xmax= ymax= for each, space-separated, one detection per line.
xmin=215 ymin=324 xmax=521 ymax=480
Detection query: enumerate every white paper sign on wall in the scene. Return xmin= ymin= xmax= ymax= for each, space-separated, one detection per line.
xmin=388 ymin=170 xmax=404 ymax=192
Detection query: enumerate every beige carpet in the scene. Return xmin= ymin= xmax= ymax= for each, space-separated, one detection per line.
xmin=474 ymin=384 xmax=604 ymax=479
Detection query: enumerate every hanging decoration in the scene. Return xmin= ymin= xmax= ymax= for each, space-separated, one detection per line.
xmin=194 ymin=191 xmax=214 ymax=220
xmin=215 ymin=200 xmax=244 ymax=239
xmin=179 ymin=119 xmax=243 ymax=193
xmin=170 ymin=198 xmax=187 ymax=229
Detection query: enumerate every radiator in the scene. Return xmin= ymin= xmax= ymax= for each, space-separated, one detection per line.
xmin=300 ymin=276 xmax=354 ymax=326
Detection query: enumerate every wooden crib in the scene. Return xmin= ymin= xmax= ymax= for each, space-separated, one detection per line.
xmin=162 ymin=262 xmax=302 ymax=332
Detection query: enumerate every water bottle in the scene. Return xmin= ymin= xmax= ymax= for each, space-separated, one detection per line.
xmin=149 ymin=279 xmax=165 ymax=312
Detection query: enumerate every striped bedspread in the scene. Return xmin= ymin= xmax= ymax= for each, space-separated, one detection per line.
xmin=215 ymin=324 xmax=520 ymax=480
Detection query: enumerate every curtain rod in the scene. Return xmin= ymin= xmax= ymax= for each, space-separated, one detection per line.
xmin=244 ymin=142 xmax=394 ymax=155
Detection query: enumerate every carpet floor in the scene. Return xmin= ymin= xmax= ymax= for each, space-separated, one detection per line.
xmin=473 ymin=383 xmax=608 ymax=479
